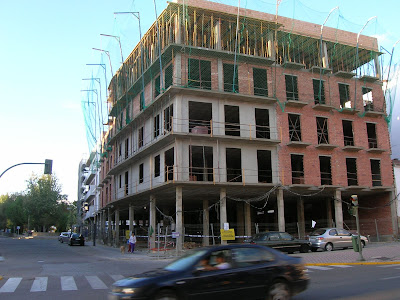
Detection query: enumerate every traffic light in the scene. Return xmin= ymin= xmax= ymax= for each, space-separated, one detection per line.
xmin=44 ymin=159 xmax=53 ymax=175
xmin=351 ymin=195 xmax=358 ymax=206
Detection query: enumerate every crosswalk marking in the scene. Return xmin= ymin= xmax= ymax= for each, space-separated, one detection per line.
xmin=85 ymin=276 xmax=108 ymax=289
xmin=307 ymin=266 xmax=333 ymax=271
xmin=31 ymin=277 xmax=48 ymax=292
xmin=61 ymin=276 xmax=77 ymax=291
xmin=0 ymin=278 xmax=22 ymax=293
xmin=110 ymin=275 xmax=124 ymax=282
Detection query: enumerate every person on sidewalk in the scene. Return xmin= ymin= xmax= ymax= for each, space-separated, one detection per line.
xmin=129 ymin=233 xmax=136 ymax=253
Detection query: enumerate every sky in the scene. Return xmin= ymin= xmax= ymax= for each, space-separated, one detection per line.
xmin=1 ymin=0 xmax=399 ymax=202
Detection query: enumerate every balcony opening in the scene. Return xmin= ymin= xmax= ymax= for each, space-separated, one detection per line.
xmin=319 ymin=156 xmax=332 ymax=185
xmin=125 ymin=171 xmax=129 ymax=195
xmin=285 ymin=75 xmax=299 ymax=101
xmin=288 ymin=114 xmax=301 ymax=142
xmin=188 ymin=58 xmax=211 ymax=90
xmin=257 ymin=150 xmax=272 ymax=183
xmin=189 ymin=145 xmax=213 ymax=182
xmin=189 ymin=101 xmax=212 ymax=134
xmin=253 ymin=68 xmax=268 ymax=97
xmin=164 ymin=63 xmax=173 ymax=90
xmin=223 ymin=63 xmax=239 ymax=93
xmin=164 ymin=147 xmax=174 ymax=182
xmin=255 ymin=108 xmax=270 ymax=139
xmin=367 ymin=123 xmax=377 ymax=148
xmin=346 ymin=158 xmax=358 ymax=186
xmin=225 ymin=105 xmax=240 ymax=136
xmin=316 ymin=117 xmax=329 ymax=144
xmin=154 ymin=75 xmax=160 ymax=98
xmin=362 ymin=87 xmax=373 ymax=111
xmin=226 ymin=148 xmax=242 ymax=182
xmin=342 ymin=120 xmax=354 ymax=146
xmin=339 ymin=83 xmax=351 ymax=109
xmin=154 ymin=155 xmax=160 ymax=178
xmin=313 ymin=79 xmax=325 ymax=104
xmin=291 ymin=154 xmax=304 ymax=184
xmin=125 ymin=138 xmax=129 ymax=159
xmin=139 ymin=163 xmax=144 ymax=184
xmin=164 ymin=104 xmax=173 ymax=133
xmin=138 ymin=127 xmax=144 ymax=148
xmin=154 ymin=114 xmax=160 ymax=138
xmin=370 ymin=159 xmax=382 ymax=186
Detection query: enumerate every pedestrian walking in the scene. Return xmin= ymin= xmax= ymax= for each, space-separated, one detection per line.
xmin=129 ymin=232 xmax=136 ymax=253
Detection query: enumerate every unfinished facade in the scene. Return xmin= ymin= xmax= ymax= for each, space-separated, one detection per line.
xmin=95 ymin=0 xmax=397 ymax=249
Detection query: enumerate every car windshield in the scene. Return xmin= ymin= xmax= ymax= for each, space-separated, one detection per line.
xmin=310 ymin=229 xmax=327 ymax=236
xmin=164 ymin=249 xmax=208 ymax=271
xmin=253 ymin=233 xmax=268 ymax=241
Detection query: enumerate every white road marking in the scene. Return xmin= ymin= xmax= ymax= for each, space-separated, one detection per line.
xmin=61 ymin=276 xmax=77 ymax=291
xmin=328 ymin=265 xmax=352 ymax=268
xmin=307 ymin=266 xmax=333 ymax=270
xmin=380 ymin=275 xmax=400 ymax=280
xmin=0 ymin=278 xmax=22 ymax=293
xmin=110 ymin=275 xmax=124 ymax=282
xmin=377 ymin=264 xmax=399 ymax=268
xmin=31 ymin=277 xmax=48 ymax=292
xmin=85 ymin=276 xmax=108 ymax=289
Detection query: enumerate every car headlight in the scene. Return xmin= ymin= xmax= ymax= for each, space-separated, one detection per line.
xmin=122 ymin=288 xmax=136 ymax=294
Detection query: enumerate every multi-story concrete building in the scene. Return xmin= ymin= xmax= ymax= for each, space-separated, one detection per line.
xmin=95 ymin=0 xmax=398 ymax=249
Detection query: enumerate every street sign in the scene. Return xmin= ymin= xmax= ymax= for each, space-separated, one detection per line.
xmin=172 ymin=232 xmax=180 ymax=239
xmin=220 ymin=229 xmax=235 ymax=241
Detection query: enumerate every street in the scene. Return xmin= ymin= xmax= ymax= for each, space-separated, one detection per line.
xmin=1 ymin=236 xmax=400 ymax=299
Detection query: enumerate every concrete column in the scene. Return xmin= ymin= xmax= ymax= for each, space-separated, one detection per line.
xmin=115 ymin=209 xmax=120 ymax=247
xmin=267 ymin=31 xmax=276 ymax=60
xmin=203 ymin=199 xmax=210 ymax=246
xmin=107 ymin=208 xmax=112 ymax=246
xmin=322 ymin=42 xmax=329 ymax=68
xmin=176 ymin=186 xmax=183 ymax=251
xmin=129 ymin=204 xmax=135 ymax=234
xmin=236 ymin=202 xmax=244 ymax=241
xmin=174 ymin=53 xmax=182 ymax=86
xmin=244 ymin=202 xmax=252 ymax=238
xmin=374 ymin=53 xmax=381 ymax=79
xmin=277 ymin=188 xmax=285 ymax=232
xmin=215 ymin=18 xmax=222 ymax=50
xmin=326 ymin=198 xmax=333 ymax=227
xmin=174 ymin=14 xmax=181 ymax=44
xmin=220 ymin=188 xmax=227 ymax=245
xmin=334 ymin=189 xmax=344 ymax=229
xmin=149 ymin=195 xmax=156 ymax=249
xmin=217 ymin=59 xmax=223 ymax=91
xmin=390 ymin=190 xmax=399 ymax=237
xmin=297 ymin=198 xmax=305 ymax=239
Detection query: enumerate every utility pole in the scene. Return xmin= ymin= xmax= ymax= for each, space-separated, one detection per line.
xmin=351 ymin=195 xmax=365 ymax=261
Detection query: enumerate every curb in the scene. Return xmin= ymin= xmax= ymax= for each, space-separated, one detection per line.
xmin=306 ymin=261 xmax=400 ymax=266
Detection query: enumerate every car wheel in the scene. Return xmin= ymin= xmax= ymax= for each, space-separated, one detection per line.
xmin=324 ymin=243 xmax=333 ymax=251
xmin=361 ymin=240 xmax=366 ymax=248
xmin=311 ymin=248 xmax=318 ymax=252
xmin=300 ymin=245 xmax=310 ymax=253
xmin=154 ymin=290 xmax=177 ymax=300
xmin=267 ymin=280 xmax=290 ymax=300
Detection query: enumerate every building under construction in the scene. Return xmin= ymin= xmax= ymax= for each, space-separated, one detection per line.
xmin=92 ymin=0 xmax=398 ymax=250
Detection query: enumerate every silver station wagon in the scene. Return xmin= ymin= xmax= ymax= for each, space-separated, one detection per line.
xmin=309 ymin=228 xmax=368 ymax=252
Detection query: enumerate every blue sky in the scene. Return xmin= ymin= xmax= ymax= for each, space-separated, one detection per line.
xmin=1 ymin=0 xmax=399 ymax=202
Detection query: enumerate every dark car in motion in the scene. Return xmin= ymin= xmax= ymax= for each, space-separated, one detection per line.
xmin=68 ymin=233 xmax=85 ymax=246
xmin=246 ymin=231 xmax=311 ymax=253
xmin=109 ymin=244 xmax=309 ymax=300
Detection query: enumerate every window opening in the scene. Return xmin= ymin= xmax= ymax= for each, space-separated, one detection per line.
xmin=154 ymin=114 xmax=160 ymax=138
xmin=189 ymin=101 xmax=212 ymax=134
xmin=154 ymin=155 xmax=160 ymax=177
xmin=257 ymin=150 xmax=272 ymax=183
xmin=189 ymin=145 xmax=213 ymax=182
xmin=316 ymin=117 xmax=329 ymax=144
xmin=319 ymin=156 xmax=332 ymax=185
xmin=226 ymin=148 xmax=242 ymax=182
xmin=124 ymin=171 xmax=129 ymax=195
xmin=119 ymin=174 xmax=122 ymax=189
xmin=339 ymin=83 xmax=351 ymax=109
xmin=139 ymin=164 xmax=144 ymax=184
xmin=253 ymin=68 xmax=268 ymax=97
xmin=224 ymin=105 xmax=240 ymax=136
xmin=164 ymin=147 xmax=174 ymax=182
xmin=223 ymin=63 xmax=239 ymax=93
xmin=291 ymin=154 xmax=304 ymax=184
xmin=165 ymin=63 xmax=173 ymax=90
xmin=288 ymin=114 xmax=301 ymax=142
xmin=164 ymin=104 xmax=173 ymax=133
xmin=342 ymin=120 xmax=354 ymax=146
xmin=255 ymin=108 xmax=270 ymax=139
xmin=285 ymin=75 xmax=298 ymax=101
xmin=313 ymin=79 xmax=325 ymax=104
xmin=140 ymin=92 xmax=144 ymax=111
xmin=188 ymin=59 xmax=211 ymax=90
xmin=154 ymin=75 xmax=160 ymax=98
xmin=346 ymin=158 xmax=358 ymax=186
xmin=125 ymin=138 xmax=129 ymax=159
xmin=362 ymin=87 xmax=373 ymax=111
xmin=366 ymin=123 xmax=377 ymax=148
xmin=370 ymin=159 xmax=381 ymax=186
xmin=138 ymin=127 xmax=144 ymax=148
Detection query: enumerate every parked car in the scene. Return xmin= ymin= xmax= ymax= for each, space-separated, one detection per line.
xmin=58 ymin=232 xmax=71 ymax=243
xmin=68 ymin=233 xmax=85 ymax=246
xmin=245 ymin=231 xmax=311 ymax=253
xmin=309 ymin=228 xmax=368 ymax=252
xmin=109 ymin=244 xmax=309 ymax=300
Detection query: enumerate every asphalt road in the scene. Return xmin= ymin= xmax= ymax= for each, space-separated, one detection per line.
xmin=1 ymin=237 xmax=400 ymax=299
